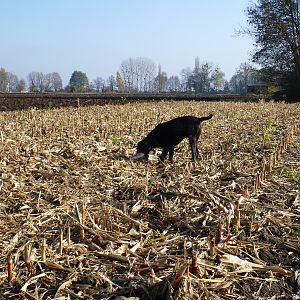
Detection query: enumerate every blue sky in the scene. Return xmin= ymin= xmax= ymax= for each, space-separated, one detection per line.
xmin=1 ymin=0 xmax=254 ymax=85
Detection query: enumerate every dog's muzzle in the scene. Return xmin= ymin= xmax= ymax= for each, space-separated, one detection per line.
xmin=130 ymin=152 xmax=145 ymax=161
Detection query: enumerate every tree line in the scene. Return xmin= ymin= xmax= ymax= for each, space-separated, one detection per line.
xmin=0 ymin=59 xmax=259 ymax=94
xmin=1 ymin=0 xmax=299 ymax=99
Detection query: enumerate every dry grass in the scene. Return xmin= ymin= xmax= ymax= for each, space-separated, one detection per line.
xmin=0 ymin=100 xmax=300 ymax=299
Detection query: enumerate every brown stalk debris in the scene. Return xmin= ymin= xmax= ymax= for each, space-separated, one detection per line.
xmin=0 ymin=100 xmax=300 ymax=299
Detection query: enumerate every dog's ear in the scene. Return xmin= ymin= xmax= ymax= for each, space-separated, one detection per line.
xmin=137 ymin=139 xmax=147 ymax=152
xmin=138 ymin=139 xmax=149 ymax=148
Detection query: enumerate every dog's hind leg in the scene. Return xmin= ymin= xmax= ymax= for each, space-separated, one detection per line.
xmin=194 ymin=130 xmax=202 ymax=160
xmin=188 ymin=136 xmax=198 ymax=161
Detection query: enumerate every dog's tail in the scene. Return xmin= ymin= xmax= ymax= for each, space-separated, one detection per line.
xmin=198 ymin=114 xmax=213 ymax=122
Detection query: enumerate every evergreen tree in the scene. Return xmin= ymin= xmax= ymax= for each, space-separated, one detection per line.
xmin=69 ymin=71 xmax=89 ymax=92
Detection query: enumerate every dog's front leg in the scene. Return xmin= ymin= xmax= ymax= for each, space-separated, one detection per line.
xmin=195 ymin=145 xmax=199 ymax=160
xmin=168 ymin=147 xmax=174 ymax=162
xmin=160 ymin=148 xmax=169 ymax=161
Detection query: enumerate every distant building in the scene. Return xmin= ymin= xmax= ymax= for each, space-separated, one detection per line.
xmin=247 ymin=83 xmax=268 ymax=94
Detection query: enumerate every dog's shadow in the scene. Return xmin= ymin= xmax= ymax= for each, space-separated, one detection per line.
xmin=108 ymin=153 xmax=131 ymax=161
xmin=109 ymin=152 xmax=160 ymax=163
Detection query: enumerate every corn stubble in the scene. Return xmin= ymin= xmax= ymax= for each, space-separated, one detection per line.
xmin=0 ymin=100 xmax=300 ymax=299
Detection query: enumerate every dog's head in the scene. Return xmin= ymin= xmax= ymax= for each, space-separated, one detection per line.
xmin=130 ymin=139 xmax=152 ymax=161
xmin=137 ymin=139 xmax=152 ymax=154
xmin=137 ymin=138 xmax=155 ymax=157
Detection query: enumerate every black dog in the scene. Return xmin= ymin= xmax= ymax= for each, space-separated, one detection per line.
xmin=131 ymin=114 xmax=213 ymax=162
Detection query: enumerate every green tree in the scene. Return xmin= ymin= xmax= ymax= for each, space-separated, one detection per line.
xmin=69 ymin=71 xmax=89 ymax=92
xmin=190 ymin=59 xmax=213 ymax=93
xmin=246 ymin=0 xmax=300 ymax=97
xmin=211 ymin=66 xmax=225 ymax=92
xmin=201 ymin=62 xmax=213 ymax=93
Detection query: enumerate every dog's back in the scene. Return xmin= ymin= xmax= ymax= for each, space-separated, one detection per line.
xmin=147 ymin=114 xmax=212 ymax=147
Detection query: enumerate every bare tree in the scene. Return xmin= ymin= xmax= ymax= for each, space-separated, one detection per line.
xmin=7 ymin=73 xmax=19 ymax=92
xmin=0 ymin=68 xmax=27 ymax=92
xmin=28 ymin=71 xmax=63 ymax=92
xmin=106 ymin=75 xmax=117 ymax=92
xmin=92 ymin=77 xmax=105 ymax=92
xmin=28 ymin=72 xmax=45 ymax=92
xmin=0 ymin=68 xmax=8 ymax=91
xmin=154 ymin=64 xmax=168 ymax=92
xmin=50 ymin=72 xmax=63 ymax=91
xmin=180 ymin=67 xmax=193 ymax=92
xmin=192 ymin=57 xmax=203 ymax=93
xmin=120 ymin=58 xmax=135 ymax=91
xmin=167 ymin=75 xmax=181 ymax=92
xmin=143 ymin=59 xmax=156 ymax=91
xmin=116 ymin=72 xmax=124 ymax=92
xmin=43 ymin=72 xmax=62 ymax=92
xmin=43 ymin=73 xmax=53 ymax=91
xmin=120 ymin=57 xmax=156 ymax=92
xmin=16 ymin=79 xmax=26 ymax=92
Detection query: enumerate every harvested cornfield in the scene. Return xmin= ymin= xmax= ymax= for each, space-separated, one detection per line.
xmin=0 ymin=100 xmax=300 ymax=299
